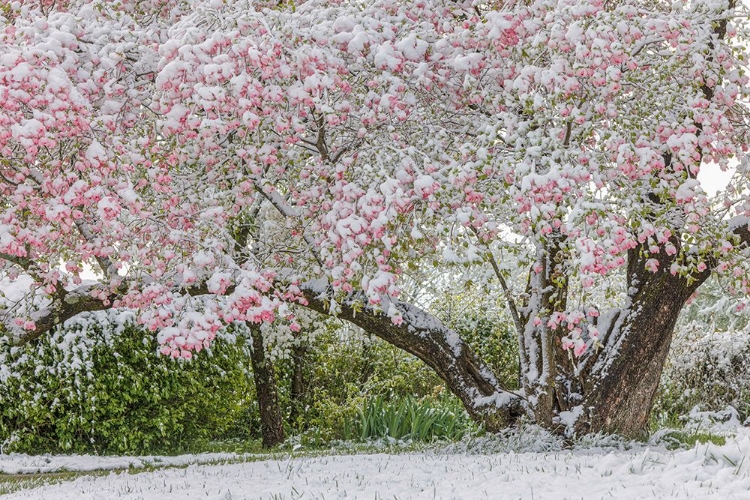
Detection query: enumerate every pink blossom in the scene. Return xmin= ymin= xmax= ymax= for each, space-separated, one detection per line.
xmin=0 ymin=0 xmax=745 ymax=365
xmin=573 ymin=341 xmax=587 ymax=357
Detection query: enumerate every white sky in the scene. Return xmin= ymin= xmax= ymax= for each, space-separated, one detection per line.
xmin=699 ymin=162 xmax=737 ymax=197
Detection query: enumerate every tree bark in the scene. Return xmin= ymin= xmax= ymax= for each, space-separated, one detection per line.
xmin=516 ymin=237 xmax=570 ymax=430
xmin=248 ymin=326 xmax=286 ymax=448
xmin=571 ymin=242 xmax=710 ymax=437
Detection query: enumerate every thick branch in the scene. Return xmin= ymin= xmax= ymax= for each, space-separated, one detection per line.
xmin=731 ymin=215 xmax=750 ymax=247
xmin=6 ymin=285 xmax=117 ymax=345
xmin=299 ymin=284 xmax=524 ymax=429
xmin=0 ymin=252 xmax=31 ymax=270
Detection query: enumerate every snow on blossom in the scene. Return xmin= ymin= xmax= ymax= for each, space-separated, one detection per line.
xmin=0 ymin=0 xmax=747 ymax=366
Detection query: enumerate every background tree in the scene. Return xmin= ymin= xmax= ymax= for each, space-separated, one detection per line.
xmin=1 ymin=0 xmax=749 ymax=438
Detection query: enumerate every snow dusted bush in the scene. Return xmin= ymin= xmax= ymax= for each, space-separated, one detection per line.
xmin=0 ymin=311 xmax=254 ymax=454
xmin=654 ymin=325 xmax=750 ymax=428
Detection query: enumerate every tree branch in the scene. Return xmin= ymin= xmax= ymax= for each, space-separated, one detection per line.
xmin=298 ymin=283 xmax=525 ymax=429
xmin=251 ymin=177 xmax=325 ymax=270
xmin=5 ymin=284 xmax=118 ymax=345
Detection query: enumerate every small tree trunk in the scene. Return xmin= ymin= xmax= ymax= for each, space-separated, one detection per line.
xmin=359 ymin=335 xmax=376 ymax=388
xmin=516 ymin=239 xmax=569 ymax=430
xmin=249 ymin=326 xmax=285 ymax=448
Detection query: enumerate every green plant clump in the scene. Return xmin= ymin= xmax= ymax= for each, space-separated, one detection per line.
xmin=0 ymin=311 xmax=255 ymax=455
xmin=348 ymin=395 xmax=475 ymax=442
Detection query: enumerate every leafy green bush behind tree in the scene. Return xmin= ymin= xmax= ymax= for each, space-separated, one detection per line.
xmin=276 ymin=322 xmax=452 ymax=444
xmin=0 ymin=311 xmax=255 ymax=455
xmin=652 ymin=277 xmax=750 ymax=430
xmin=446 ymin=314 xmax=520 ymax=391
xmin=275 ymin=316 xmax=503 ymax=444
xmin=0 ymin=311 xmax=473 ymax=453
xmin=653 ymin=326 xmax=750 ymax=429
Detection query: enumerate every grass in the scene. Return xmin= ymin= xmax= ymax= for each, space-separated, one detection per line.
xmin=152 ymin=438 xmax=267 ymax=455
xmin=0 ymin=411 xmax=453 ymax=497
xmin=0 ymin=440 xmax=272 ymax=496
xmin=653 ymin=429 xmax=727 ymax=450
xmin=0 ymin=426 xmax=739 ymax=497
xmin=649 ymin=407 xmax=732 ymax=450
xmin=0 ymin=452 xmax=273 ymax=496
xmin=0 ymin=470 xmax=113 ymax=496
xmin=0 ymin=437 xmax=435 ymax=496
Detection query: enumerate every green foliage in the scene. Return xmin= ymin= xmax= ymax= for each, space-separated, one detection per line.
xmin=652 ymin=429 xmax=726 ymax=450
xmin=276 ymin=323 xmax=467 ymax=444
xmin=0 ymin=312 xmax=255 ymax=455
xmin=348 ymin=395 xmax=475 ymax=442
xmin=651 ymin=279 xmax=750 ymax=432
xmin=447 ymin=315 xmax=519 ymax=390
xmin=426 ymin=286 xmax=520 ymax=391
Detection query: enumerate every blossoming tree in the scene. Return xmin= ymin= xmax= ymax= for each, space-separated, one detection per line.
xmin=2 ymin=0 xmax=749 ymax=437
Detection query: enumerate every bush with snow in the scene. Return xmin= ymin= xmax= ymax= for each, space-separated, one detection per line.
xmin=655 ymin=326 xmax=750 ymax=428
xmin=0 ymin=311 xmax=254 ymax=454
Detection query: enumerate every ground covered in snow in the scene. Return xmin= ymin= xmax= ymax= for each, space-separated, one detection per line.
xmin=3 ymin=430 xmax=750 ymax=499
xmin=0 ymin=452 xmax=264 ymax=475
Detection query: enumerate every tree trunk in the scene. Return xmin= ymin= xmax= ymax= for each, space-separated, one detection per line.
xmin=572 ymin=246 xmax=709 ymax=437
xmin=579 ymin=296 xmax=685 ymax=438
xmin=511 ymin=231 xmax=712 ymax=438
xmin=249 ymin=326 xmax=286 ymax=448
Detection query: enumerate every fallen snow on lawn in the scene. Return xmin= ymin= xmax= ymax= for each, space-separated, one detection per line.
xmin=0 ymin=452 xmax=256 ymax=474
xmin=4 ymin=432 xmax=750 ymax=499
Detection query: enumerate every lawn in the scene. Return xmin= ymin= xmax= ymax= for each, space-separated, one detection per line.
xmin=2 ymin=429 xmax=749 ymax=499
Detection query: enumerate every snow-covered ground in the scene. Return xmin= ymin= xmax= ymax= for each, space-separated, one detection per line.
xmin=3 ymin=431 xmax=750 ymax=499
xmin=0 ymin=452 xmax=260 ymax=475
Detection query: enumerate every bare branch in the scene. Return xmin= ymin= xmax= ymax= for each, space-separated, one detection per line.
xmin=73 ymin=219 xmax=116 ymax=277
xmin=251 ymin=178 xmax=325 ymax=269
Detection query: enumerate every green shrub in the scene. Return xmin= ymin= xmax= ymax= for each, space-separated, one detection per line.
xmin=448 ymin=315 xmax=519 ymax=391
xmin=0 ymin=311 xmax=255 ymax=455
